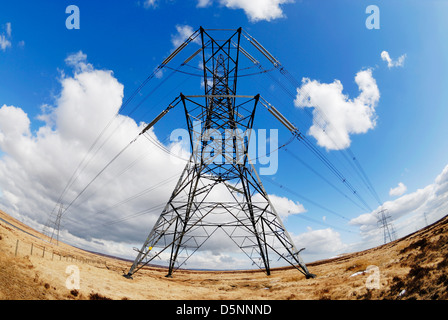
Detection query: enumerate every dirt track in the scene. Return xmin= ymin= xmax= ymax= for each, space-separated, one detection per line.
xmin=1 ymin=209 xmax=447 ymax=300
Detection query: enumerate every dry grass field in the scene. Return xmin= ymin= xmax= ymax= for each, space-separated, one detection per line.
xmin=1 ymin=209 xmax=447 ymax=301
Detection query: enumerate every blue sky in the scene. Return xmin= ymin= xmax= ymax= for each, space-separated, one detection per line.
xmin=1 ymin=0 xmax=448 ymax=268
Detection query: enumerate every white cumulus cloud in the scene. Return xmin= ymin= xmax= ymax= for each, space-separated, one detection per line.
xmin=389 ymin=182 xmax=407 ymax=197
xmin=0 ymin=22 xmax=25 ymax=51
xmin=64 ymin=50 xmax=92 ymax=72
xmin=142 ymin=0 xmax=158 ymax=9
xmin=197 ymin=0 xmax=213 ymax=7
xmin=294 ymin=69 xmax=380 ymax=151
xmin=0 ymin=35 xmax=11 ymax=51
xmin=219 ymin=0 xmax=294 ymax=22
xmin=0 ymin=52 xmax=188 ymax=257
xmin=171 ymin=24 xmax=199 ymax=48
xmin=140 ymin=0 xmax=294 ymax=22
xmin=0 ymin=22 xmax=12 ymax=51
xmin=292 ymin=228 xmax=348 ymax=261
xmin=381 ymin=51 xmax=406 ymax=68
xmin=5 ymin=22 xmax=12 ymax=37
xmin=141 ymin=0 xmax=294 ymax=22
xmin=261 ymin=194 xmax=306 ymax=219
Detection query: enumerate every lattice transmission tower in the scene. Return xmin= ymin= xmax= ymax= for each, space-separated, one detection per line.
xmin=124 ymin=27 xmax=315 ymax=279
xmin=377 ymin=208 xmax=397 ymax=244
xmin=42 ymin=202 xmax=64 ymax=245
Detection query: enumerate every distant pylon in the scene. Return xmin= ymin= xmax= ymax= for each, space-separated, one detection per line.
xmin=43 ymin=202 xmax=64 ymax=245
xmin=377 ymin=208 xmax=397 ymax=244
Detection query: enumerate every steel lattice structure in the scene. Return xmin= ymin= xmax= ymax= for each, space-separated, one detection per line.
xmin=377 ymin=208 xmax=397 ymax=244
xmin=124 ymin=27 xmax=315 ymax=279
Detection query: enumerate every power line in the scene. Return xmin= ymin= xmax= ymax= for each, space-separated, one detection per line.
xmin=283 ymin=148 xmax=371 ymax=212
xmin=261 ymin=176 xmax=356 ymax=234
xmin=94 ymin=171 xmax=182 ymax=216
xmin=44 ymin=30 xmax=201 ymax=239
xmin=242 ymin=39 xmax=384 ymax=213
xmin=60 ymin=130 xmax=144 ymax=219
xmin=262 ymin=175 xmax=351 ymax=222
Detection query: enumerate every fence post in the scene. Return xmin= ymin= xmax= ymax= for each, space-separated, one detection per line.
xmin=15 ymin=239 xmax=19 ymax=257
xmin=30 ymin=243 xmax=33 ymax=256
xmin=42 ymin=247 xmax=46 ymax=258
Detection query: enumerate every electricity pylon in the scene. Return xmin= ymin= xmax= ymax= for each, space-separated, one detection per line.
xmin=125 ymin=27 xmax=315 ymax=279
xmin=377 ymin=208 xmax=397 ymax=244
xmin=42 ymin=202 xmax=64 ymax=245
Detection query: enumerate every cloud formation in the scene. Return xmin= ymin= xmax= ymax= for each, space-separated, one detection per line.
xmin=0 ymin=22 xmax=12 ymax=51
xmin=350 ymin=164 xmax=448 ymax=244
xmin=294 ymin=69 xmax=380 ymax=151
xmin=170 ymin=24 xmax=199 ymax=48
xmin=197 ymin=0 xmax=213 ymax=7
xmin=142 ymin=0 xmax=294 ymax=22
xmin=0 ymin=51 xmax=310 ymax=266
xmin=0 ymin=51 xmax=187 ymax=258
xmin=219 ymin=0 xmax=293 ymax=22
xmin=142 ymin=0 xmax=158 ymax=9
xmin=389 ymin=182 xmax=407 ymax=197
xmin=381 ymin=51 xmax=406 ymax=68
xmin=259 ymin=194 xmax=307 ymax=219
xmin=0 ymin=22 xmax=25 ymax=51
xmin=292 ymin=227 xmax=347 ymax=261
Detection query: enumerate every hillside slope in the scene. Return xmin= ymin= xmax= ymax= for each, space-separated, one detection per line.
xmin=1 ymin=209 xmax=447 ymax=300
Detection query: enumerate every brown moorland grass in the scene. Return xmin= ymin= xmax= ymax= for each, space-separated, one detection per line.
xmin=1 ymin=209 xmax=447 ymax=300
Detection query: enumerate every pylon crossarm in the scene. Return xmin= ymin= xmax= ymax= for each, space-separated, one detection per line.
xmin=241 ymin=29 xmax=281 ymax=68
xmin=140 ymin=96 xmax=182 ymax=136
xmin=162 ymin=28 xmax=201 ymax=66
xmin=259 ymin=96 xmax=301 ymax=137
